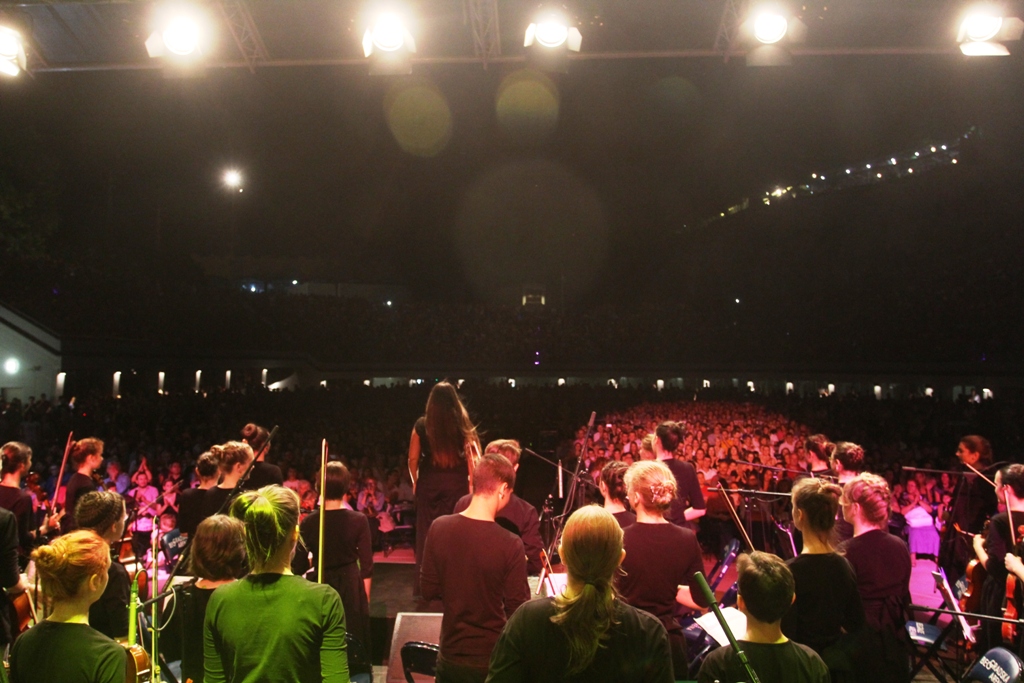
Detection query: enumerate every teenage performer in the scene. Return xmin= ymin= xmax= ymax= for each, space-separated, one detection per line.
xmin=239 ymin=423 xmax=283 ymax=490
xmin=617 ymin=460 xmax=709 ymax=679
xmin=486 ymin=505 xmax=673 ymax=683
xmin=600 ymin=460 xmax=635 ymax=528
xmin=829 ymin=442 xmax=864 ymax=542
xmin=178 ymin=451 xmax=219 ymax=538
xmin=73 ymin=491 xmax=130 ymax=640
xmin=201 ymin=441 xmax=254 ymax=524
xmin=204 ymin=485 xmax=348 ymax=682
xmin=650 ymin=422 xmax=705 ymax=528
xmin=9 ymin=530 xmax=127 ymax=683
xmin=292 ymin=461 xmax=374 ymax=651
xmin=421 ymin=453 xmax=529 ymax=683
xmin=62 ymin=437 xmax=105 ymax=533
xmin=0 ymin=442 xmax=40 ymax=564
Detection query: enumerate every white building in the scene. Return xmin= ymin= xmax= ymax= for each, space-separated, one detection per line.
xmin=0 ymin=304 xmax=61 ymax=402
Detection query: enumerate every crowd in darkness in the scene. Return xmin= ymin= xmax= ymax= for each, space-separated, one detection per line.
xmin=0 ymin=384 xmax=1018 ymax=561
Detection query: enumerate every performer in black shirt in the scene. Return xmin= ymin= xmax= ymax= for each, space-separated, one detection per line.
xmin=177 ymin=451 xmax=219 ymax=538
xmin=200 ymin=441 xmax=254 ymax=526
xmin=600 ymin=460 xmax=635 ymax=529
xmin=62 ymin=437 xmax=105 ymax=533
xmin=830 ymin=442 xmax=865 ymax=543
xmin=408 ymin=381 xmax=480 ymax=594
xmin=804 ymin=435 xmax=836 ymax=479
xmin=650 ymin=422 xmax=705 ymax=528
xmin=292 ymin=460 xmax=374 ymax=650
xmin=453 ymin=439 xmax=543 ymax=575
xmin=240 ymin=423 xmax=283 ymax=490
xmin=487 ymin=505 xmax=673 ymax=683
xmin=698 ymin=551 xmax=830 ymax=683
xmin=781 ymin=478 xmax=864 ymax=673
xmin=74 ymin=491 xmax=130 ymax=640
xmin=618 ymin=460 xmax=709 ymax=679
xmin=940 ymin=435 xmax=998 ymax=578
xmin=970 ymin=464 xmax=1024 ymax=653
xmin=421 ymin=452 xmax=529 ymax=683
xmin=162 ymin=514 xmax=247 ymax=683
xmin=0 ymin=441 xmax=40 ymax=565
xmin=10 ymin=530 xmax=127 ymax=683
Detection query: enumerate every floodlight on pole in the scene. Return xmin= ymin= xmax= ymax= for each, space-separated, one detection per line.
xmin=743 ymin=6 xmax=806 ymax=66
xmin=524 ymin=12 xmax=582 ymax=73
xmin=0 ymin=26 xmax=27 ymax=77
xmin=163 ymin=16 xmax=202 ymax=56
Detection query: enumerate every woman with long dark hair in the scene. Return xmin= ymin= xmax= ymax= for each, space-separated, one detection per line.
xmin=407 ymin=381 xmax=480 ymax=591
xmin=616 ymin=461 xmax=708 ymax=679
xmin=487 ymin=505 xmax=673 ymax=683
xmin=204 ymin=485 xmax=348 ymax=682
xmin=292 ymin=461 xmax=373 ymax=651
xmin=10 ymin=530 xmax=127 ymax=683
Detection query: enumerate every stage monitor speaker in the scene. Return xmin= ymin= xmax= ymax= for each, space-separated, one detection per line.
xmin=386 ymin=612 xmax=443 ymax=683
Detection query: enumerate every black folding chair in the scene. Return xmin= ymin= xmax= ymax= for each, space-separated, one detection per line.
xmin=963 ymin=647 xmax=1024 ymax=683
xmin=346 ymin=632 xmax=374 ymax=683
xmin=401 ymin=641 xmax=440 ymax=683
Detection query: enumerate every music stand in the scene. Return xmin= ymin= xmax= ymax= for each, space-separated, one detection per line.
xmin=907 ymin=569 xmax=976 ymax=682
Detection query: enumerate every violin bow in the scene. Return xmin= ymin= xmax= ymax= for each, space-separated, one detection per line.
xmin=52 ymin=432 xmax=74 ymax=516
xmin=709 ymin=486 xmax=756 ymax=552
xmin=964 ymin=462 xmax=998 ymax=489
xmin=317 ymin=439 xmax=328 ymax=585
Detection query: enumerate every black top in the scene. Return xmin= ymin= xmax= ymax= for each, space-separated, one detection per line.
xmin=177 ymin=487 xmax=206 ymax=537
xmin=10 ymin=620 xmax=127 ymax=683
xmin=202 ymin=486 xmax=235 ymax=521
xmin=204 ymin=574 xmax=348 ymax=683
xmin=421 ymin=513 xmax=530 ymax=669
xmin=781 ymin=553 xmax=865 ymax=653
xmin=293 ymin=508 xmax=374 ymax=579
xmin=950 ymin=469 xmax=998 ymax=535
xmin=180 ymin=585 xmax=216 ymax=683
xmin=89 ymin=558 xmax=130 ymax=640
xmin=486 ymin=597 xmax=674 ymax=683
xmin=63 ymin=472 xmax=97 ymax=532
xmin=840 ymin=530 xmax=912 ymax=632
xmin=454 ymin=493 xmax=544 ymax=575
xmin=0 ymin=508 xmax=20 ymax=646
xmin=617 ymin=522 xmax=709 ymax=634
xmin=613 ymin=510 xmax=637 ymax=529
xmin=697 ymin=640 xmax=830 ymax=683
xmin=243 ymin=461 xmax=283 ymax=492
xmin=661 ymin=459 xmax=705 ymax=527
xmin=0 ymin=485 xmax=34 ymax=560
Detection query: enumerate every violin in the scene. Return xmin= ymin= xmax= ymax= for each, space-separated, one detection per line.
xmin=1002 ymin=516 xmax=1024 ymax=644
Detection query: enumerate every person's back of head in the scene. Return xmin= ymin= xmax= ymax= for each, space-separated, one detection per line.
xmin=805 ymin=435 xmax=835 ymax=465
xmin=190 ymin=514 xmax=247 ymax=581
xmin=33 ymin=530 xmax=110 ymax=601
xmin=425 ymin=380 xmax=477 ymax=469
xmin=484 ymin=439 xmax=521 ymax=467
xmin=655 ymin=422 xmax=684 ymax=455
xmin=736 ymin=551 xmax=794 ymax=626
xmin=1000 ymin=463 xmax=1024 ymax=500
xmin=791 ymin=477 xmax=842 ymax=539
xmin=624 ymin=460 xmax=676 ymax=514
xmin=74 ymin=490 xmax=124 ymax=537
xmin=842 ymin=472 xmax=891 ymax=529
xmin=600 ymin=461 xmax=629 ymax=505
xmin=230 ymin=485 xmax=299 ymax=572
xmin=71 ymin=438 xmax=104 ymax=467
xmin=471 ymin=453 xmax=515 ymax=495
xmin=321 ymin=461 xmax=351 ymax=501
xmin=0 ymin=441 xmax=31 ymax=476
xmin=831 ymin=442 xmax=864 ymax=475
xmin=551 ymin=505 xmax=624 ymax=675
xmin=195 ymin=451 xmax=219 ymax=482
xmin=960 ymin=435 xmax=993 ymax=465
xmin=212 ymin=441 xmax=254 ymax=476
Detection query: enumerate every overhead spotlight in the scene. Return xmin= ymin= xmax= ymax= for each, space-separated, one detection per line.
xmin=362 ymin=12 xmax=416 ymax=75
xmin=754 ymin=12 xmax=788 ymax=44
xmin=146 ymin=5 xmax=211 ymax=69
xmin=525 ymin=12 xmax=582 ymax=73
xmin=744 ymin=5 xmax=806 ymax=66
xmin=958 ymin=9 xmax=1023 ymax=56
xmin=0 ymin=26 xmax=26 ymax=77
xmin=223 ymin=169 xmax=242 ymax=189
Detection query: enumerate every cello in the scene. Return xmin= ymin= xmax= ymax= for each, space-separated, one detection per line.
xmin=1001 ymin=489 xmax=1023 ymax=644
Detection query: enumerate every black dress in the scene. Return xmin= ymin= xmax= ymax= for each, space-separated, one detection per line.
xmin=292 ymin=507 xmax=374 ymax=651
xmin=412 ymin=417 xmax=469 ymax=589
xmin=62 ymin=472 xmax=97 ymax=533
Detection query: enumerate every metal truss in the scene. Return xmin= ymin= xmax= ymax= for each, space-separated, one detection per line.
xmin=464 ymin=0 xmax=501 ymax=68
xmin=217 ymin=1 xmax=270 ymax=74
xmin=713 ymin=0 xmax=747 ymax=62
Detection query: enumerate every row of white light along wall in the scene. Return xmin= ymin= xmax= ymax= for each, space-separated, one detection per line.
xmin=109 ymin=369 xmax=276 ymax=398
xmin=0 ymin=3 xmax=1022 ymax=77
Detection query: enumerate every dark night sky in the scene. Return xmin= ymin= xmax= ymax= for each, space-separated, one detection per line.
xmin=1 ymin=46 xmax=1023 ymax=300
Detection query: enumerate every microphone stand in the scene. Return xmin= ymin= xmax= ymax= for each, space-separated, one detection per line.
xmin=536 ymin=412 xmax=596 ymax=595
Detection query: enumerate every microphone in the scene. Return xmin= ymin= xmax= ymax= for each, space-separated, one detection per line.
xmin=587 ymin=412 xmax=596 ymax=430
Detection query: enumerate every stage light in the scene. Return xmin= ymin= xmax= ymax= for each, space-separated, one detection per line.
xmin=525 ymin=12 xmax=582 ymax=72
xmin=224 ymin=169 xmax=242 ymax=188
xmin=890 ymin=158 xmax=897 ymax=164
xmin=0 ymin=26 xmax=26 ymax=77
xmin=876 ymin=172 xmax=882 ymax=178
xmin=811 ymin=173 xmax=817 ymax=179
xmin=292 ymin=279 xmax=298 ymax=285
xmin=958 ymin=9 xmax=1023 ymax=56
xmin=754 ymin=12 xmax=788 ymax=44
xmin=3 ymin=358 xmax=18 ymax=375
xmin=962 ymin=13 xmax=1003 ymax=42
xmin=930 ymin=146 xmax=937 ymax=153
xmin=952 ymin=158 xmax=958 ymax=164
xmin=866 ymin=164 xmax=871 ymax=169
xmin=362 ymin=11 xmax=416 ymax=74
xmin=146 ymin=5 xmax=211 ymax=65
